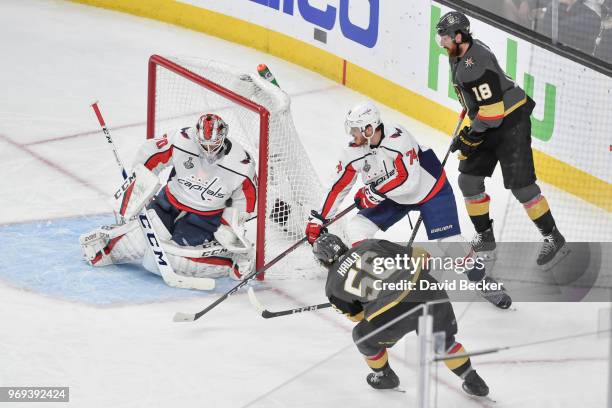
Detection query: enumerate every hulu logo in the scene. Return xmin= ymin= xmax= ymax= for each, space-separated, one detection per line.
xmin=427 ymin=5 xmax=555 ymax=141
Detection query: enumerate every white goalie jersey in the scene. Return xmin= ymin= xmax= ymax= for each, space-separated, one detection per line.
xmin=79 ymin=126 xmax=258 ymax=283
xmin=134 ymin=127 xmax=257 ymax=218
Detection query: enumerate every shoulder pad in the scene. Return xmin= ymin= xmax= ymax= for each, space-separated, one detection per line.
xmin=459 ymin=41 xmax=493 ymax=78
xmin=219 ymin=139 xmax=255 ymax=171
xmin=171 ymin=127 xmax=198 ymax=149
xmin=380 ymin=123 xmax=414 ymax=148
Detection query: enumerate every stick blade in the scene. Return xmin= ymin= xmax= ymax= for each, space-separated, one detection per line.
xmin=173 ymin=312 xmax=196 ymax=322
xmin=261 ymin=310 xmax=276 ymax=319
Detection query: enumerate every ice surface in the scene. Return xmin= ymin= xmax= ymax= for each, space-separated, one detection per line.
xmin=0 ymin=1 xmax=609 ymax=407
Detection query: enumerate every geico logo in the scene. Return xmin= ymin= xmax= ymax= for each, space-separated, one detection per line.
xmin=250 ymin=0 xmax=379 ymax=48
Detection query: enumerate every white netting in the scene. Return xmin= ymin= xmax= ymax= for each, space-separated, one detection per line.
xmin=149 ymin=55 xmax=337 ymax=279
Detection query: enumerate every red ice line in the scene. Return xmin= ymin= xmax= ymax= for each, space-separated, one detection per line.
xmin=0 ymin=132 xmax=107 ymax=197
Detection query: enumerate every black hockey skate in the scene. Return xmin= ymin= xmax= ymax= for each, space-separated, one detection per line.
xmin=462 ymin=370 xmax=489 ymax=397
xmin=471 ymin=222 xmax=496 ymax=261
xmin=479 ymin=276 xmax=512 ymax=309
xmin=366 ymin=367 xmax=400 ymax=390
xmin=537 ymin=226 xmax=568 ymax=268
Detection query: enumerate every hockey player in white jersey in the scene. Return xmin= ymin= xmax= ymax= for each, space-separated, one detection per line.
xmin=80 ymin=113 xmax=257 ymax=281
xmin=305 ymin=101 xmax=511 ymax=308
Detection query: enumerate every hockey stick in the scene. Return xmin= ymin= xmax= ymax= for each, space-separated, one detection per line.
xmin=247 ymin=287 xmax=331 ymax=318
xmin=407 ymin=110 xmax=466 ymax=247
xmin=173 ymin=203 xmax=356 ymax=322
xmin=90 ymin=101 xmax=215 ymax=291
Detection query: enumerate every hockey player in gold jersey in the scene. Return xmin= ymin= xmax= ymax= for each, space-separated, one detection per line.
xmin=312 ymin=233 xmax=489 ymax=396
xmin=436 ymin=11 xmax=567 ymax=266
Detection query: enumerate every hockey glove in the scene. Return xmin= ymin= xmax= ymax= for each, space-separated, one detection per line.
xmin=450 ymin=126 xmax=484 ymax=159
xmin=354 ymin=184 xmax=385 ymax=210
xmin=305 ymin=210 xmax=328 ymax=244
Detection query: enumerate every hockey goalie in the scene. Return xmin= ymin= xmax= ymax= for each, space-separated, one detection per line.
xmin=79 ymin=113 xmax=257 ymax=282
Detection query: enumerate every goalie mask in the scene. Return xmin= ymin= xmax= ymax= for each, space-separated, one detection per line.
xmin=196 ymin=113 xmax=228 ymax=161
xmin=344 ymin=100 xmax=381 ymax=142
xmin=313 ymin=233 xmax=348 ymax=267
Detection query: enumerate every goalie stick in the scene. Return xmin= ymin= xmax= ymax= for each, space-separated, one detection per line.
xmin=247 ymin=288 xmax=331 ymax=318
xmin=90 ymin=101 xmax=215 ymax=291
xmin=173 ymin=203 xmax=356 ymax=322
xmin=407 ymin=110 xmax=466 ymax=247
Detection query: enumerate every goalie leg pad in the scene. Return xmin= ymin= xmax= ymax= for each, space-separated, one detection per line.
xmin=215 ymin=207 xmax=253 ymax=254
xmin=79 ymin=220 xmax=145 ymax=266
xmin=162 ymin=239 xmax=237 ymax=278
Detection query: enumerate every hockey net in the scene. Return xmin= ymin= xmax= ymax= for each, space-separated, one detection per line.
xmin=147 ymin=55 xmax=333 ymax=279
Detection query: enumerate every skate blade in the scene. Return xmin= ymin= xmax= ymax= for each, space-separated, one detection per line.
xmin=538 ymin=246 xmax=571 ymax=272
xmin=465 ymin=393 xmax=497 ymax=404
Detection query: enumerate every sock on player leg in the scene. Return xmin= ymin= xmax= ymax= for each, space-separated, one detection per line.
xmin=366 ymin=349 xmax=389 ymax=371
xmin=445 ymin=342 xmax=472 ymax=378
xmin=522 ymin=194 xmax=556 ymax=235
xmin=465 ymin=194 xmax=491 ymax=233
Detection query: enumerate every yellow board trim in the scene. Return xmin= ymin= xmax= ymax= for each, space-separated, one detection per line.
xmin=70 ymin=0 xmax=611 ymax=212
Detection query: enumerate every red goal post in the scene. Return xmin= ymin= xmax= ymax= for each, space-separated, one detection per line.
xmin=146 ymin=55 xmax=332 ymax=279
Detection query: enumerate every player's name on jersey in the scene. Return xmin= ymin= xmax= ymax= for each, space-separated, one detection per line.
xmin=372 ymin=279 xmax=504 ymax=292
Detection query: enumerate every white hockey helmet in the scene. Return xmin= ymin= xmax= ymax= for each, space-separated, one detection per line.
xmin=195 ymin=113 xmax=228 ymax=160
xmin=344 ymin=100 xmax=381 ymax=137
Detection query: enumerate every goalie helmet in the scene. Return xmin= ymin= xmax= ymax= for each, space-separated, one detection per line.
xmin=195 ymin=113 xmax=228 ymax=161
xmin=344 ymin=100 xmax=381 ymax=136
xmin=313 ymin=233 xmax=348 ymax=266
xmin=436 ymin=11 xmax=471 ymax=40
